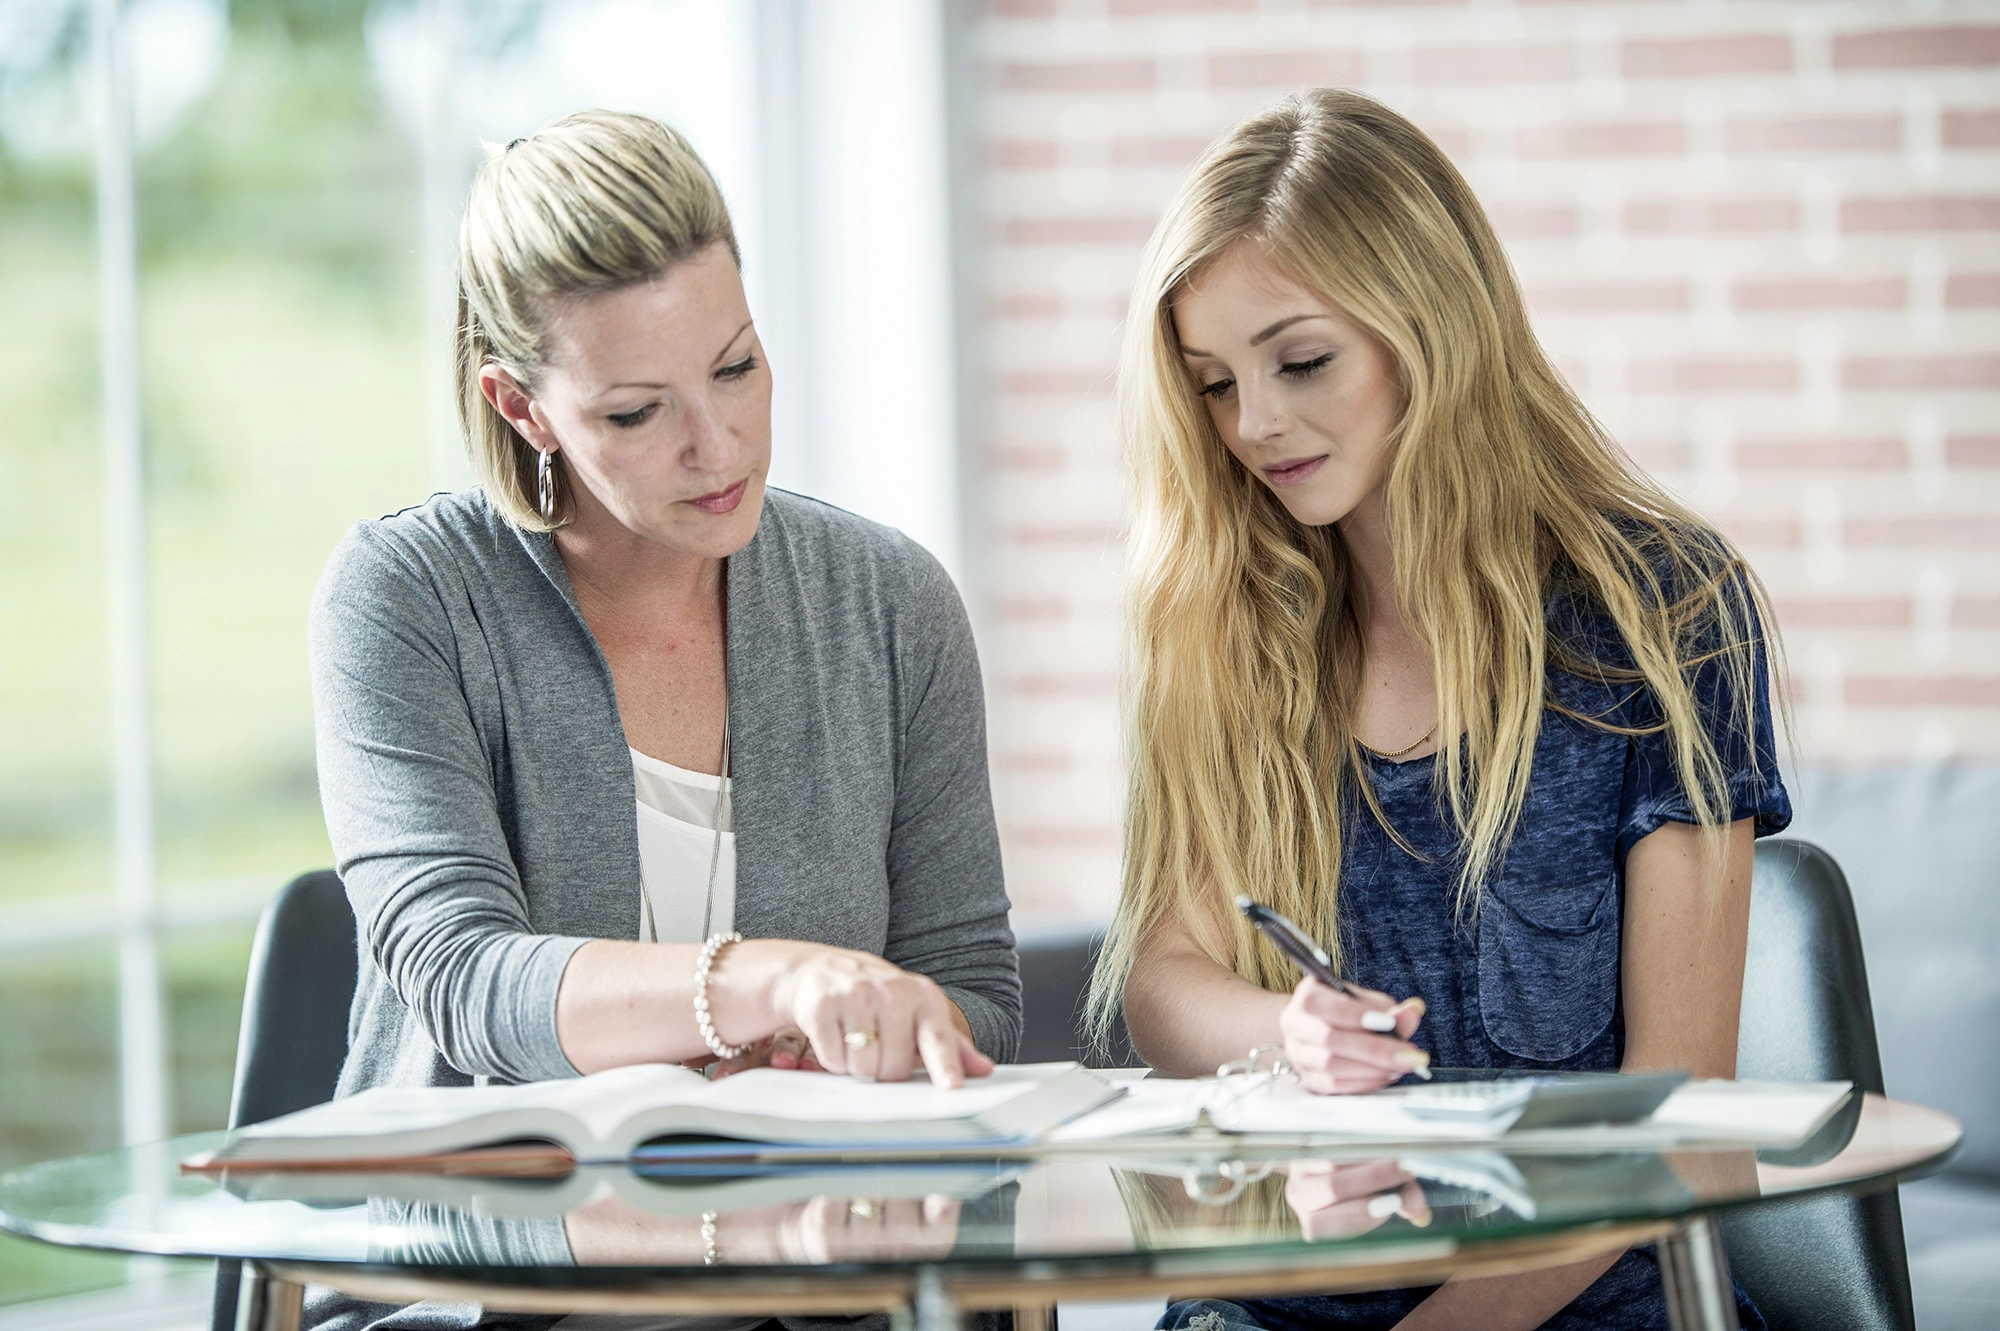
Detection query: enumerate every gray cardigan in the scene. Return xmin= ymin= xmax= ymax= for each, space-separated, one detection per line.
xmin=309 ymin=486 xmax=1020 ymax=1096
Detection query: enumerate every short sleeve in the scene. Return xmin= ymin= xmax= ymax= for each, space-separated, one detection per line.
xmin=1612 ymin=575 xmax=1793 ymax=863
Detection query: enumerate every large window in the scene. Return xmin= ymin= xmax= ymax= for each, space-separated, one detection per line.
xmin=0 ymin=0 xmax=966 ymax=1306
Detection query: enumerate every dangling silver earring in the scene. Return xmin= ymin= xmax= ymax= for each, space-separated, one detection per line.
xmin=537 ymin=448 xmax=558 ymax=525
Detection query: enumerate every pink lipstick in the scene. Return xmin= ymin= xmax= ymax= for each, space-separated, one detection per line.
xmin=1263 ymin=455 xmax=1327 ymax=487
xmin=689 ymin=478 xmax=748 ymax=514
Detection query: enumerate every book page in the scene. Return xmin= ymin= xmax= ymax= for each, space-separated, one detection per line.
xmin=687 ymin=1063 xmax=1070 ymax=1125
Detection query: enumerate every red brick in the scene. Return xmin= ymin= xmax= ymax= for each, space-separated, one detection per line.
xmin=1003 ymin=674 xmax=1119 ymax=697
xmin=1207 ymin=50 xmax=1366 ymax=89
xmin=1717 ymin=518 xmax=1803 ymax=547
xmin=1624 ymin=34 xmax=1792 ymax=78
xmin=993 ymin=447 xmax=1065 ymax=472
xmin=1000 ymin=370 xmax=1112 ymax=395
xmin=1109 ymin=0 xmax=1253 ymax=12
xmin=1484 ymin=202 xmax=1580 ymax=237
xmin=1947 ymin=274 xmax=2000 ymax=307
xmin=1411 ymin=43 xmax=1574 ymax=85
xmin=1948 ymin=434 xmax=2000 ymax=465
xmin=1774 ymin=598 xmax=1912 ymax=628
xmin=1734 ymin=277 xmax=1906 ymax=310
xmin=1000 ymin=751 xmax=1074 ymax=772
xmin=1943 ymin=110 xmax=2000 ymax=147
xmin=1727 ymin=116 xmax=1901 ymax=153
xmin=1625 ymin=198 xmax=1799 ymax=233
xmin=1528 ymin=282 xmax=1690 ymax=312
xmin=1843 ymin=196 xmax=2000 ymax=231
xmin=1003 ymin=523 xmax=1122 ymax=545
xmin=1833 ymin=26 xmax=2000 ymax=70
xmin=1623 ymin=440 xmax=1689 ymax=472
xmin=1842 ymin=356 xmax=2000 ymax=390
xmin=1735 ymin=437 xmax=1905 ymax=469
xmin=993 ymin=294 xmax=1064 ymax=318
xmin=1003 ymin=217 xmax=1157 ymax=246
xmin=989 ymin=139 xmax=1060 ymax=169
xmin=1955 ymin=599 xmax=2000 ymax=628
xmin=1001 ymin=60 xmax=1156 ymax=92
xmin=1844 ymin=676 xmax=2000 ymax=706
xmin=1420 ymin=124 xmax=1476 ymax=161
xmin=1519 ymin=121 xmax=1684 ymax=157
xmin=1007 ymin=825 xmax=1119 ymax=848
xmin=1110 ymin=137 xmax=1214 ymax=166
xmin=999 ymin=598 xmax=1069 ymax=622
xmin=1628 ymin=360 xmax=1799 ymax=393
xmin=1846 ymin=516 xmax=2000 ymax=545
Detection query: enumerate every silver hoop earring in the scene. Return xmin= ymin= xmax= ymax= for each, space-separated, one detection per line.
xmin=537 ymin=449 xmax=557 ymax=525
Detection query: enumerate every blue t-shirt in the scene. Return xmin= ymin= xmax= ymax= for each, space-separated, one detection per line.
xmin=1243 ymin=576 xmax=1791 ymax=1331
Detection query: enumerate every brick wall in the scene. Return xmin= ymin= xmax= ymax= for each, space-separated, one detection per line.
xmin=968 ymin=0 xmax=2000 ymax=922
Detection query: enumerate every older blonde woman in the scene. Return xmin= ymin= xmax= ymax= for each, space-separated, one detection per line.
xmin=311 ymin=111 xmax=1016 ymax=1140
xmin=1095 ymin=90 xmax=1789 ymax=1330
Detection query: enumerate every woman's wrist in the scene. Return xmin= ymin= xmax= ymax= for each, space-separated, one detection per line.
xmin=702 ymin=938 xmax=819 ymax=1049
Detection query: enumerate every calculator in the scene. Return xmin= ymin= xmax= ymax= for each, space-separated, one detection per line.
xmin=1398 ymin=1071 xmax=1688 ymax=1132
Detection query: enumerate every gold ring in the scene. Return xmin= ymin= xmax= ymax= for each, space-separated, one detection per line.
xmin=843 ymin=1029 xmax=876 ymax=1049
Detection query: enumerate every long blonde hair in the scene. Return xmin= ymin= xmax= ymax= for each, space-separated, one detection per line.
xmin=1089 ymin=89 xmax=1783 ymax=1041
xmin=455 ymin=110 xmax=739 ymax=530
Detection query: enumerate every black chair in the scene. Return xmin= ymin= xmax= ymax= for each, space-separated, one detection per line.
xmin=1016 ymin=927 xmax=1143 ymax=1068
xmin=1720 ymin=837 xmax=1915 ymax=1331
xmin=211 ymin=869 xmax=358 ymax=1331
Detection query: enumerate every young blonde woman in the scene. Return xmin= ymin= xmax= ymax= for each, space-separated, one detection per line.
xmin=307 ymin=112 xmax=1017 ymax=1328
xmin=1095 ymin=89 xmax=1789 ymax=1331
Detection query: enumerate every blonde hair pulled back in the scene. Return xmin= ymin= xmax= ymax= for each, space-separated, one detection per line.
xmin=1089 ymin=89 xmax=1784 ymax=1045
xmin=456 ymin=110 xmax=739 ymax=530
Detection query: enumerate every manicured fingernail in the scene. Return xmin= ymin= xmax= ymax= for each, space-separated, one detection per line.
xmin=1408 ymin=1205 xmax=1432 ymax=1228
xmin=1361 ymin=1009 xmax=1397 ymax=1032
xmin=1393 ymin=997 xmax=1427 ymax=1020
xmin=1367 ymin=1193 xmax=1402 ymax=1219
xmin=1395 ymin=1049 xmax=1432 ymax=1071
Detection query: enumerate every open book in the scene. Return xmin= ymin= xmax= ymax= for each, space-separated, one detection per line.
xmin=187 ymin=1062 xmax=1116 ymax=1171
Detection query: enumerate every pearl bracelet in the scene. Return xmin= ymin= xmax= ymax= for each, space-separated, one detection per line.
xmin=694 ymin=931 xmax=749 ymax=1060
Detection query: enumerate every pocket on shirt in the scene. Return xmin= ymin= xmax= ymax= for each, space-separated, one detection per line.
xmin=1477 ymin=873 xmax=1619 ymax=1062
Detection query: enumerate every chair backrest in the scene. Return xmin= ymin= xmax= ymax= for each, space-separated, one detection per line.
xmin=1016 ymin=928 xmax=1142 ymax=1068
xmin=1722 ymin=838 xmax=1915 ymax=1331
xmin=214 ymin=870 xmax=358 ymax=1331
xmin=226 ymin=869 xmax=358 ymax=1129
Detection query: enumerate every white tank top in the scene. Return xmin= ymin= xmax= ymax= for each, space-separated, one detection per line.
xmin=630 ymin=748 xmax=734 ymax=944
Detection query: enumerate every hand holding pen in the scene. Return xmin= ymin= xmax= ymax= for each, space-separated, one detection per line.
xmin=1237 ymin=897 xmax=1432 ymax=1094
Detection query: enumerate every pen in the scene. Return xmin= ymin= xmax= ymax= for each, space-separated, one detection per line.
xmin=1236 ymin=896 xmax=1429 ymax=1076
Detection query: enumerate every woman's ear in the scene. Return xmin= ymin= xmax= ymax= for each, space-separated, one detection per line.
xmin=479 ymin=364 xmax=556 ymax=454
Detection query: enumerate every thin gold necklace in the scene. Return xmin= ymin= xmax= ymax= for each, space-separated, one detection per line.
xmin=1358 ymin=724 xmax=1436 ymax=760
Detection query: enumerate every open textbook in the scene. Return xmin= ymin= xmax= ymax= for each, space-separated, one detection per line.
xmin=186 ymin=1062 xmax=1117 ymax=1171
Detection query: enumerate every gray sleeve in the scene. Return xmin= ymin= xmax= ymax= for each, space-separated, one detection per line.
xmin=310 ymin=526 xmax=587 ymax=1085
xmin=882 ymin=546 xmax=1022 ymax=1062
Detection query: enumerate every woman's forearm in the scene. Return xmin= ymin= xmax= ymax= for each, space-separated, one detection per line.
xmin=554 ymin=937 xmax=810 ymax=1073
xmin=1123 ymin=942 xmax=1288 ymax=1077
xmin=1393 ymin=1251 xmax=1624 ymax=1331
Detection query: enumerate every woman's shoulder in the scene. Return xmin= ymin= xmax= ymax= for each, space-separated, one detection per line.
xmin=312 ymin=488 xmax=541 ymax=635
xmin=318 ymin=488 xmax=523 ymax=591
xmin=750 ymin=486 xmax=958 ymax=605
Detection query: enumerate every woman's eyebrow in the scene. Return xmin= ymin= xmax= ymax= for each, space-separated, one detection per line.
xmin=1178 ymin=313 xmax=1331 ymax=358
xmin=599 ymin=319 xmax=758 ymax=393
xmin=710 ymin=318 xmax=755 ymax=368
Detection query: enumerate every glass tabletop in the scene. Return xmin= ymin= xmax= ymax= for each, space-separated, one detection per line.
xmin=0 ymin=1093 xmax=1960 ymax=1286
